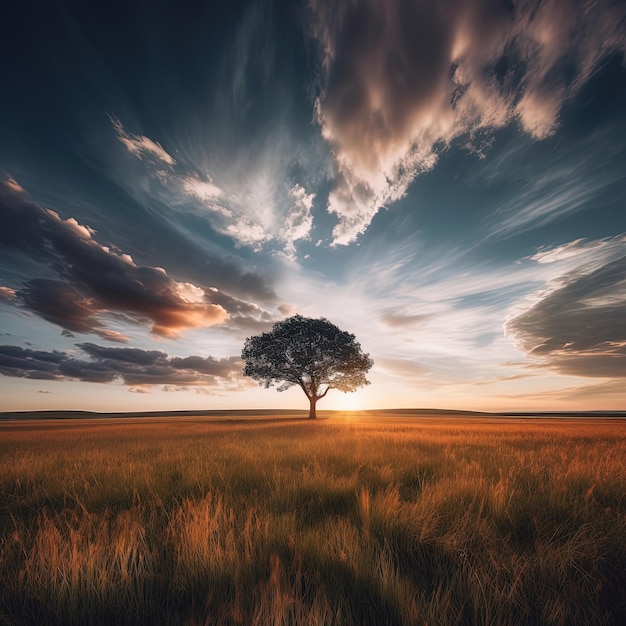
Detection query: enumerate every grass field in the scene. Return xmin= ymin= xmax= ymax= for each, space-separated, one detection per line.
xmin=1 ymin=411 xmax=625 ymax=625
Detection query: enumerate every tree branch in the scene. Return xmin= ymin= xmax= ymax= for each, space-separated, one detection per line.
xmin=318 ymin=385 xmax=330 ymax=399
xmin=298 ymin=380 xmax=311 ymax=399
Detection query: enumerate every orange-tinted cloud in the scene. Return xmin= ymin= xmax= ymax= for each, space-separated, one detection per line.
xmin=0 ymin=286 xmax=17 ymax=301
xmin=0 ymin=179 xmax=241 ymax=339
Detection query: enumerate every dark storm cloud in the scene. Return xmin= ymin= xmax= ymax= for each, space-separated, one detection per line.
xmin=310 ymin=0 xmax=626 ymax=244
xmin=0 ymin=180 xmax=278 ymax=338
xmin=506 ymin=255 xmax=626 ymax=377
xmin=0 ymin=346 xmax=66 ymax=380
xmin=0 ymin=343 xmax=242 ymax=387
xmin=19 ymin=279 xmax=127 ymax=343
xmin=77 ymin=343 xmax=166 ymax=366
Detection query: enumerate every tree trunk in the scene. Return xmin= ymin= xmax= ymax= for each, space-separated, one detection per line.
xmin=308 ymin=396 xmax=317 ymax=419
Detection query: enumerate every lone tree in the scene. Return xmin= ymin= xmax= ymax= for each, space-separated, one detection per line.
xmin=241 ymin=315 xmax=373 ymax=419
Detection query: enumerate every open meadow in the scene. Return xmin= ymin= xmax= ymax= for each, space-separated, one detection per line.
xmin=1 ymin=411 xmax=625 ymax=625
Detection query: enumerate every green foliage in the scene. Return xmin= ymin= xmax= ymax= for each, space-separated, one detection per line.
xmin=242 ymin=315 xmax=373 ymax=417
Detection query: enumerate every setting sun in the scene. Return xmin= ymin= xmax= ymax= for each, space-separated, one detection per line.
xmin=327 ymin=392 xmax=366 ymax=412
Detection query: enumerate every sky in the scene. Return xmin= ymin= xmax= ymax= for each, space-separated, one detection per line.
xmin=1 ymin=0 xmax=625 ymax=413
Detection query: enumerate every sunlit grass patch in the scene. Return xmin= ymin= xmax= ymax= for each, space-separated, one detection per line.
xmin=1 ymin=414 xmax=625 ymax=624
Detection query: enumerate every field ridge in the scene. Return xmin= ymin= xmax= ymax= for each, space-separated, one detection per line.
xmin=1 ymin=407 xmax=625 ymax=421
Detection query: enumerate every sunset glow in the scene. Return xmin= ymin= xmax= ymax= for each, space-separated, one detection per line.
xmin=1 ymin=0 xmax=625 ymax=413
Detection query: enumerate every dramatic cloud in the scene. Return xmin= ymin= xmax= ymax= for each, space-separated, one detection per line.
xmin=0 ymin=343 xmax=243 ymax=388
xmin=0 ymin=180 xmax=287 ymax=338
xmin=0 ymin=346 xmax=67 ymax=381
xmin=310 ymin=0 xmax=626 ymax=244
xmin=19 ymin=280 xmax=128 ymax=343
xmin=203 ymin=287 xmax=277 ymax=333
xmin=506 ymin=251 xmax=626 ymax=378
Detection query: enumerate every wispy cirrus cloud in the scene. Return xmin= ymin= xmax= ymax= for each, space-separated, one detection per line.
xmin=0 ymin=343 xmax=243 ymax=388
xmin=310 ymin=0 xmax=626 ymax=244
xmin=280 ymin=184 xmax=315 ymax=260
xmin=0 ymin=178 xmax=281 ymax=339
xmin=111 ymin=117 xmax=318 ymax=257
xmin=304 ymin=231 xmax=626 ymax=394
xmin=181 ymin=176 xmax=229 ymax=215
xmin=482 ymin=129 xmax=626 ymax=239
xmin=106 ymin=0 xmax=325 ymax=260
xmin=376 ymin=357 xmax=432 ymax=379
xmin=497 ymin=377 xmax=626 ymax=408
xmin=529 ymin=235 xmax=626 ymax=264
xmin=110 ymin=115 xmax=176 ymax=166
xmin=380 ymin=311 xmax=432 ymax=329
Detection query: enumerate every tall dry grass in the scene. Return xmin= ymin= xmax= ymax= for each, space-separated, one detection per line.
xmin=0 ymin=414 xmax=625 ymax=625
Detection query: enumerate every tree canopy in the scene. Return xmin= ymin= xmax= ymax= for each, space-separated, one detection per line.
xmin=241 ymin=315 xmax=373 ymax=419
